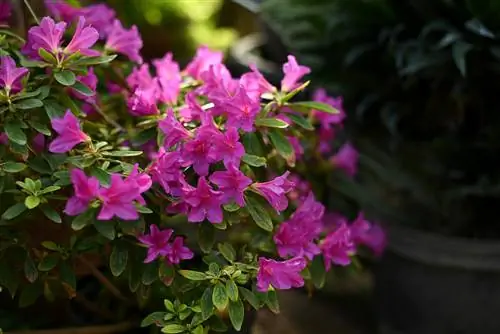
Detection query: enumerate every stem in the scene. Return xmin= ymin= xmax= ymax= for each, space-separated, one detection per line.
xmin=91 ymin=103 xmax=125 ymax=133
xmin=22 ymin=0 xmax=40 ymax=25
xmin=5 ymin=322 xmax=135 ymax=334
xmin=77 ymin=255 xmax=131 ymax=305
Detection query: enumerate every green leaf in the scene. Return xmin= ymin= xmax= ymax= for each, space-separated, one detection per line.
xmin=266 ymin=290 xmax=280 ymax=314
xmin=60 ymin=262 xmax=76 ymax=290
xmin=71 ymin=208 xmax=96 ymax=230
xmin=290 ymin=101 xmax=339 ymax=114
xmin=25 ymin=196 xmax=40 ymax=209
xmin=19 ymin=282 xmax=42 ymax=308
xmin=228 ymin=299 xmax=245 ymax=331
xmin=41 ymin=206 xmax=62 ymax=223
xmin=239 ymin=287 xmax=260 ymax=310
xmin=310 ymin=255 xmax=326 ymax=289
xmin=44 ymin=99 xmax=66 ymax=119
xmin=141 ymin=263 xmax=158 ymax=285
xmin=0 ymin=262 xmax=19 ymax=297
xmin=198 ymin=222 xmax=215 ymax=253
xmin=280 ymin=80 xmax=310 ymax=102
xmin=38 ymin=254 xmax=59 ymax=271
xmin=201 ymin=287 xmax=213 ymax=320
xmin=245 ymin=195 xmax=273 ymax=232
xmin=90 ymin=167 xmax=111 ymax=186
xmin=71 ymin=54 xmax=117 ymax=66
xmin=223 ymin=203 xmax=240 ymax=212
xmin=41 ymin=241 xmax=59 ymax=251
xmin=2 ymin=203 xmax=27 ymax=220
xmin=218 ymin=243 xmax=236 ymax=262
xmin=3 ymin=162 xmax=27 ymax=173
xmin=141 ymin=312 xmax=167 ymax=327
xmin=268 ymin=129 xmax=294 ymax=159
xmin=226 ymin=280 xmax=239 ymax=302
xmin=242 ymin=154 xmax=267 ymax=167
xmin=164 ymin=299 xmax=175 ymax=312
xmin=15 ymin=98 xmax=43 ymax=110
xmin=38 ymin=48 xmax=57 ymax=64
xmin=452 ymin=41 xmax=473 ymax=76
xmin=54 ymin=70 xmax=76 ymax=86
xmin=110 ymin=244 xmax=128 ymax=277
xmin=255 ymin=117 xmax=289 ymax=129
xmin=191 ymin=325 xmax=204 ymax=334
xmin=242 ymin=132 xmax=264 ymax=156
xmin=39 ymin=185 xmax=61 ymax=195
xmin=178 ymin=270 xmax=208 ymax=281
xmin=93 ymin=220 xmax=116 ymax=240
xmin=287 ymin=113 xmax=314 ymax=130
xmin=24 ymin=254 xmax=38 ymax=283
xmin=27 ymin=119 xmax=51 ymax=136
xmin=212 ymin=282 xmax=228 ymax=311
xmin=103 ymin=150 xmax=143 ymax=157
xmin=161 ymin=324 xmax=186 ymax=334
xmin=72 ymin=81 xmax=94 ymax=97
xmin=5 ymin=119 xmax=27 ymax=145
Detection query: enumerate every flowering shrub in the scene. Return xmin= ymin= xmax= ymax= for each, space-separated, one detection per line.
xmin=0 ymin=1 xmax=384 ymax=332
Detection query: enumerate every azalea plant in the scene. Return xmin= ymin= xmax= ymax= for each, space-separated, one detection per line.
xmin=0 ymin=0 xmax=383 ymax=332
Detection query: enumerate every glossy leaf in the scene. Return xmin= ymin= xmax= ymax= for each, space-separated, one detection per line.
xmin=5 ymin=119 xmax=27 ymax=145
xmin=239 ymin=287 xmax=260 ymax=310
xmin=54 ymin=70 xmax=76 ymax=86
xmin=287 ymin=113 xmax=314 ymax=130
xmin=255 ymin=117 xmax=289 ymax=128
xmin=2 ymin=203 xmax=27 ymax=220
xmin=15 ymin=98 xmax=43 ymax=110
xmin=218 ymin=243 xmax=236 ymax=262
xmin=94 ymin=220 xmax=116 ymax=240
xmin=24 ymin=254 xmax=38 ymax=283
xmin=212 ymin=282 xmax=228 ymax=311
xmin=198 ymin=222 xmax=215 ymax=253
xmin=228 ymin=299 xmax=245 ymax=331
xmin=178 ymin=270 xmax=208 ymax=281
xmin=268 ymin=129 xmax=294 ymax=159
xmin=72 ymin=81 xmax=94 ymax=96
xmin=25 ymin=196 xmax=40 ymax=209
xmin=41 ymin=205 xmax=62 ymax=223
xmin=226 ymin=280 xmax=239 ymax=302
xmin=161 ymin=324 xmax=186 ymax=334
xmin=242 ymin=154 xmax=267 ymax=167
xmin=71 ymin=208 xmax=96 ymax=230
xmin=201 ymin=287 xmax=214 ymax=320
xmin=38 ymin=254 xmax=59 ymax=271
xmin=110 ymin=243 xmax=128 ymax=277
xmin=3 ymin=162 xmax=27 ymax=173
xmin=290 ymin=101 xmax=339 ymax=114
xmin=245 ymin=195 xmax=273 ymax=231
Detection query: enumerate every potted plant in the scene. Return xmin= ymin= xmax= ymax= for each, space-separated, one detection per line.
xmin=261 ymin=0 xmax=500 ymax=333
xmin=0 ymin=0 xmax=382 ymax=332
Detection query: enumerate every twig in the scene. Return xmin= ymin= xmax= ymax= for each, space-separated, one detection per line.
xmin=5 ymin=321 xmax=135 ymax=334
xmin=91 ymin=103 xmax=125 ymax=133
xmin=77 ymin=255 xmax=131 ymax=305
xmin=22 ymin=0 xmax=40 ymax=25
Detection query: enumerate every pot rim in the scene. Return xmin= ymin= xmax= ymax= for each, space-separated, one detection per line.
xmin=386 ymin=223 xmax=500 ymax=271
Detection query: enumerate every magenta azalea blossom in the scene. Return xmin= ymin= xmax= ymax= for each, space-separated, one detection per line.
xmin=125 ymin=164 xmax=152 ymax=205
xmin=274 ymin=192 xmax=323 ymax=260
xmin=252 ymin=171 xmax=295 ymax=212
xmin=138 ymin=224 xmax=173 ymax=263
xmin=350 ymin=213 xmax=386 ymax=256
xmin=148 ymin=148 xmax=184 ymax=196
xmin=64 ymin=16 xmax=99 ymax=56
xmin=225 ymin=87 xmax=261 ymax=132
xmin=281 ymin=55 xmax=310 ymax=92
xmin=105 ymin=19 xmax=143 ymax=64
xmin=165 ymin=237 xmax=194 ymax=264
xmin=126 ymin=64 xmax=154 ymax=90
xmin=179 ymin=92 xmax=204 ymax=122
xmin=49 ymin=110 xmax=90 ymax=153
xmin=0 ymin=132 xmax=8 ymax=145
xmin=154 ymin=52 xmax=181 ymax=105
xmin=159 ymin=109 xmax=192 ymax=148
xmin=185 ymin=45 xmax=223 ymax=80
xmin=183 ymin=177 xmax=223 ymax=224
xmin=64 ymin=168 xmax=99 ymax=216
xmin=0 ymin=56 xmax=28 ymax=94
xmin=209 ymin=164 xmax=252 ymax=207
xmin=320 ymin=222 xmax=355 ymax=270
xmin=182 ymin=127 xmax=217 ymax=176
xmin=98 ymin=174 xmax=141 ymax=221
xmin=199 ymin=63 xmax=238 ymax=103
xmin=318 ymin=127 xmax=336 ymax=154
xmin=312 ymin=88 xmax=346 ymax=129
xmin=212 ymin=127 xmax=245 ymax=168
xmin=330 ymin=142 xmax=359 ymax=177
xmin=128 ymin=83 xmax=159 ymax=116
xmin=256 ymin=257 xmax=306 ymax=292
xmin=0 ymin=0 xmax=11 ymax=24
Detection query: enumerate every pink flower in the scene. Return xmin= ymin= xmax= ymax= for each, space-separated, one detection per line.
xmin=45 ymin=0 xmax=79 ymax=22
xmin=274 ymin=192 xmax=323 ymax=260
xmin=165 ymin=237 xmax=194 ymax=264
xmin=159 ymin=109 xmax=192 ymax=148
xmin=148 ymin=148 xmax=184 ymax=196
xmin=183 ymin=177 xmax=223 ymax=224
xmin=350 ymin=213 xmax=386 ymax=256
xmin=182 ymin=127 xmax=218 ymax=176
xmin=105 ymin=19 xmax=143 ymax=64
xmin=179 ymin=92 xmax=204 ymax=122
xmin=318 ymin=127 xmax=335 ymax=154
xmin=0 ymin=56 xmax=28 ymax=94
xmin=212 ymin=127 xmax=245 ymax=168
xmin=125 ymin=164 xmax=152 ymax=205
xmin=252 ymin=171 xmax=295 ymax=212
xmin=241 ymin=64 xmax=276 ymax=96
xmin=281 ymin=55 xmax=310 ymax=92
xmin=32 ymin=133 xmax=46 ymax=153
xmin=0 ymin=0 xmax=11 ymax=24
xmin=98 ymin=174 xmax=141 ymax=221
xmin=287 ymin=174 xmax=311 ymax=202
xmin=199 ymin=64 xmax=237 ymax=102
xmin=154 ymin=52 xmax=181 ymax=105
xmin=71 ymin=67 xmax=97 ymax=103
xmin=209 ymin=164 xmax=252 ymax=206
xmin=0 ymin=132 xmax=8 ymax=145
xmin=126 ymin=64 xmax=154 ymax=90
xmin=49 ymin=110 xmax=90 ymax=153
xmin=256 ymin=257 xmax=306 ymax=292
xmin=64 ymin=16 xmax=100 ymax=56
xmin=127 ymin=83 xmax=159 ymax=116
xmin=138 ymin=224 xmax=173 ymax=263
xmin=312 ymin=88 xmax=346 ymax=128
xmin=330 ymin=142 xmax=359 ymax=177
xmin=64 ymin=168 xmax=99 ymax=216
xmin=225 ymin=87 xmax=261 ymax=132
xmin=185 ymin=45 xmax=223 ymax=80
xmin=320 ymin=222 xmax=355 ymax=270
xmin=288 ymin=136 xmax=303 ymax=160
